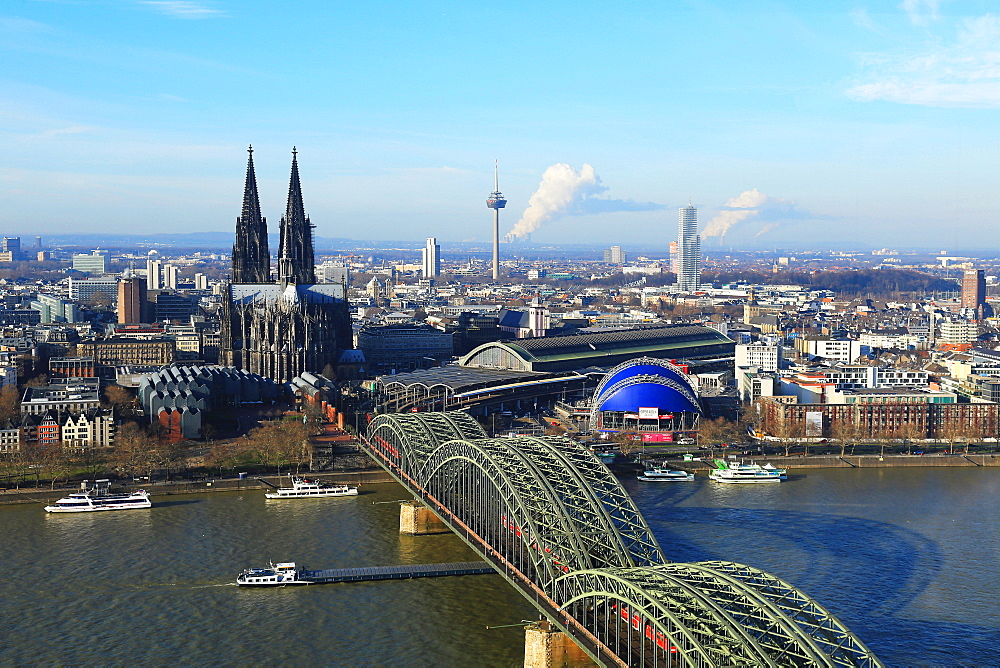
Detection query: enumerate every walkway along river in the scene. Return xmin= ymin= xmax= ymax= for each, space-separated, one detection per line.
xmin=2 ymin=467 xmax=997 ymax=665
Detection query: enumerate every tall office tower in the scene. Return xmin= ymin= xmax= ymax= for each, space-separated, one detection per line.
xmin=117 ymin=274 xmax=149 ymax=324
xmin=422 ymin=237 xmax=440 ymax=278
xmin=676 ymin=203 xmax=701 ymax=292
xmin=2 ymin=237 xmax=21 ymax=260
xmin=164 ymin=264 xmax=179 ymax=290
xmin=147 ymin=259 xmax=163 ymax=290
xmin=220 ymin=147 xmax=352 ymax=383
xmin=962 ymin=269 xmax=986 ymax=309
xmin=35 ymin=236 xmax=42 ymax=249
xmin=277 ymin=148 xmax=316 ymax=285
xmin=486 ymin=161 xmax=506 ymax=280
xmin=603 ymin=245 xmax=626 ymax=264
xmin=194 ymin=273 xmax=208 ymax=291
xmin=232 ymin=146 xmax=271 ymax=283
xmin=669 ymin=241 xmax=678 ymax=274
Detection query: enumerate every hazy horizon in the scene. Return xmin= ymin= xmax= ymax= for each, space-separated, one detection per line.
xmin=4 ymin=2 xmax=1000 ymax=247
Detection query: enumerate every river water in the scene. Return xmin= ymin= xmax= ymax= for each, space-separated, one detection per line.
xmin=2 ymin=468 xmax=997 ymax=666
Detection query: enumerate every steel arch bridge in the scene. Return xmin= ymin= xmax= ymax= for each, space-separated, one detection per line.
xmin=364 ymin=412 xmax=882 ymax=667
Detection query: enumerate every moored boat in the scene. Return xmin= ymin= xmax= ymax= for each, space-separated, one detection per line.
xmin=264 ymin=476 xmax=359 ymax=499
xmin=708 ymin=459 xmax=786 ymax=484
xmin=637 ymin=467 xmax=695 ymax=482
xmin=236 ymin=562 xmax=311 ymax=586
xmin=44 ymin=479 xmax=152 ymax=513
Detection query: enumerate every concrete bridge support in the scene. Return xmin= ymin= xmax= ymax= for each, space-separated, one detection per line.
xmin=523 ymin=621 xmax=595 ymax=668
xmin=399 ymin=500 xmax=449 ymax=535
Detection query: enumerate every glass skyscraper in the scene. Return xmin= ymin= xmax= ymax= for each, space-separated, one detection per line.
xmin=676 ymin=204 xmax=701 ymax=292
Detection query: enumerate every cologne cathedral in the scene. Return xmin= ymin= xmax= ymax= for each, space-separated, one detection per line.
xmin=220 ymin=147 xmax=352 ymax=383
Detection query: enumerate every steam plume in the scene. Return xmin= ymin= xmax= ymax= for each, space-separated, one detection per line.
xmin=507 ymin=163 xmax=664 ymax=239
xmin=702 ymin=188 xmax=797 ymax=239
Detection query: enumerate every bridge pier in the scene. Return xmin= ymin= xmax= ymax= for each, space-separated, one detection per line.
xmin=399 ymin=500 xmax=450 ymax=535
xmin=523 ymin=621 xmax=595 ymax=668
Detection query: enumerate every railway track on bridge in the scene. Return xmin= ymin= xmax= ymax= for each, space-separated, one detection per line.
xmin=363 ymin=411 xmax=883 ymax=668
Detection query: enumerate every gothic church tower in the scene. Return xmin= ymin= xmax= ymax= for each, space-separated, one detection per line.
xmin=231 ymin=146 xmax=271 ymax=283
xmin=277 ymin=148 xmax=316 ymax=285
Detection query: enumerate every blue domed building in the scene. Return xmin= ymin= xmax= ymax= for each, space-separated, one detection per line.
xmin=588 ymin=357 xmax=702 ymax=439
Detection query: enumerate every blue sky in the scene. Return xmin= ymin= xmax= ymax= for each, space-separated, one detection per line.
xmin=3 ymin=0 xmax=1000 ymax=248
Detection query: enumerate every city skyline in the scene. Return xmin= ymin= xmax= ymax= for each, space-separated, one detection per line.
xmin=4 ymin=2 xmax=1000 ymax=246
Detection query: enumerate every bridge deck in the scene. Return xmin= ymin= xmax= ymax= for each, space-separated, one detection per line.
xmin=303 ymin=561 xmax=495 ymax=584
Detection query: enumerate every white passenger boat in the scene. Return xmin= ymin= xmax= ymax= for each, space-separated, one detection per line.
xmin=236 ymin=562 xmax=311 ymax=587
xmin=264 ymin=476 xmax=359 ymax=499
xmin=637 ymin=467 xmax=695 ymax=482
xmin=44 ymin=480 xmax=152 ymax=513
xmin=709 ymin=460 xmax=786 ymax=484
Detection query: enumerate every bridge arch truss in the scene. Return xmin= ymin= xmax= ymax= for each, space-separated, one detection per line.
xmin=364 ymin=412 xmax=881 ymax=667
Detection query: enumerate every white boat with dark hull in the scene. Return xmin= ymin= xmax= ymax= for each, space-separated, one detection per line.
xmin=264 ymin=476 xmax=359 ymax=499
xmin=236 ymin=562 xmax=311 ymax=587
xmin=637 ymin=467 xmax=695 ymax=482
xmin=709 ymin=460 xmax=786 ymax=484
xmin=44 ymin=479 xmax=152 ymax=513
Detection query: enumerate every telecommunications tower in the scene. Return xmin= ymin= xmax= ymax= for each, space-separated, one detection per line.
xmin=486 ymin=160 xmax=506 ymax=280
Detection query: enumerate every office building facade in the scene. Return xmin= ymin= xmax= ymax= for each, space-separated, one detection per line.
xmin=72 ymin=250 xmax=108 ymax=275
xmin=676 ymin=204 xmax=701 ymax=292
xmin=422 ymin=237 xmax=440 ymax=278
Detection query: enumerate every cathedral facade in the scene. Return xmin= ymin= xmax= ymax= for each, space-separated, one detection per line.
xmin=220 ymin=148 xmax=352 ymax=383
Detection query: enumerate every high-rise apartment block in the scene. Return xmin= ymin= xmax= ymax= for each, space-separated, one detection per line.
xmin=676 ymin=204 xmax=701 ymax=292
xmin=164 ymin=264 xmax=179 ymax=290
xmin=422 ymin=237 xmax=440 ymax=278
xmin=962 ymin=269 xmax=986 ymax=310
xmin=604 ymin=245 xmax=627 ymax=264
xmin=147 ymin=259 xmax=163 ymax=290
xmin=118 ymin=276 xmax=149 ymax=324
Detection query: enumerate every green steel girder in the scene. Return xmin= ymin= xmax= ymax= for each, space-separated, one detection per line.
xmin=556 ymin=566 xmax=882 ymax=668
xmin=673 ymin=562 xmax=879 ymax=666
xmin=363 ymin=412 xmax=882 ymax=668
xmin=555 ymin=568 xmax=774 ymax=667
xmin=367 ymin=412 xmax=485 ymax=473
xmin=421 ymin=438 xmax=611 ymax=593
xmin=500 ymin=436 xmax=664 ymax=568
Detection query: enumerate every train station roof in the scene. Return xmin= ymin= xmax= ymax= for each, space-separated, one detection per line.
xmin=459 ymin=324 xmax=734 ymax=372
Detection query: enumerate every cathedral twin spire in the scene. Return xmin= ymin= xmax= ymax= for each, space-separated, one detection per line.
xmin=232 ymin=146 xmax=315 ymax=285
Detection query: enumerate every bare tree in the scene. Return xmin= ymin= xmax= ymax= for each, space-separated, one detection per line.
xmin=103 ymin=385 xmax=136 ymax=417
xmin=39 ymin=446 xmax=75 ymax=490
xmin=894 ymin=421 xmax=925 ymax=456
xmin=0 ymin=385 xmax=20 ymax=422
xmin=613 ymin=431 xmax=641 ymax=458
xmin=111 ymin=423 xmax=157 ymax=480
xmin=773 ymin=419 xmax=805 ymax=457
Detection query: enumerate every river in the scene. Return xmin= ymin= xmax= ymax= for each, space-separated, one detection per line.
xmin=2 ymin=467 xmax=997 ymax=666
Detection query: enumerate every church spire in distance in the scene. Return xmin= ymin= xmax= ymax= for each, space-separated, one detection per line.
xmin=232 ymin=145 xmax=271 ymax=283
xmin=278 ymin=147 xmax=315 ymax=284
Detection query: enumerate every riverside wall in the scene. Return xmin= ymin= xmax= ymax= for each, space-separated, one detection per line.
xmin=679 ymin=453 xmax=1000 ymax=470
xmin=0 ymin=470 xmax=398 ymax=505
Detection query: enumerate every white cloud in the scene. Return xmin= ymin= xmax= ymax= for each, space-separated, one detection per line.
xmin=38 ymin=125 xmax=93 ymax=138
xmin=848 ymin=13 xmax=1000 ymax=107
xmin=900 ymin=0 xmax=947 ymax=26
xmin=849 ymin=7 xmax=877 ymax=32
xmin=136 ymin=1 xmax=225 ymax=19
